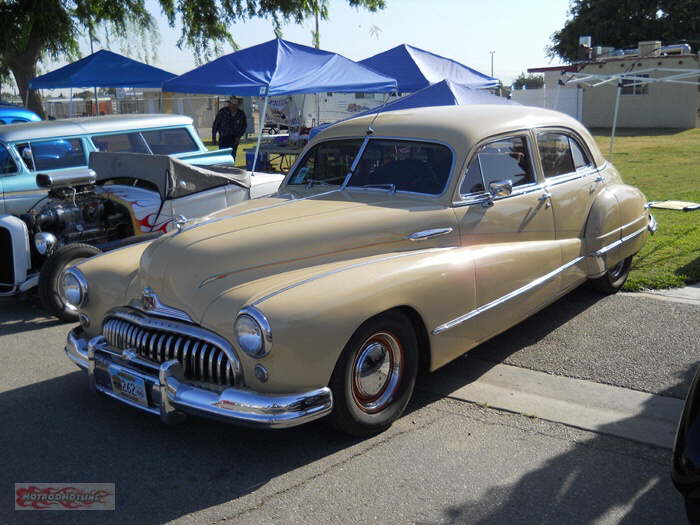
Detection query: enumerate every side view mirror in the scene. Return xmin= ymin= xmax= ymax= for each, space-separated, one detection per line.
xmin=489 ymin=179 xmax=513 ymax=199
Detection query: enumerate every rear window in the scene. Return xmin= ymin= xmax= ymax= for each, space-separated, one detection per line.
xmin=141 ymin=128 xmax=198 ymax=155
xmin=348 ymin=139 xmax=452 ymax=195
xmin=16 ymin=138 xmax=86 ymax=171
xmin=92 ymin=132 xmax=149 ymax=154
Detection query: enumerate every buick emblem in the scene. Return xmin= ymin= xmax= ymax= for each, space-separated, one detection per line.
xmin=141 ymin=287 xmax=157 ymax=311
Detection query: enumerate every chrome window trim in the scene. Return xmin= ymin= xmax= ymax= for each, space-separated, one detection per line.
xmin=12 ymin=135 xmax=89 ymax=173
xmin=533 ymin=126 xmax=598 ymax=174
xmin=432 ymin=256 xmax=585 ymax=335
xmin=453 ymin=129 xmax=538 ymax=204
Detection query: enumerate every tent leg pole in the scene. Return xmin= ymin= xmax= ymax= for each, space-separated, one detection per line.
xmin=252 ymin=94 xmax=269 ymax=175
xmin=94 ymin=86 xmax=99 ymax=116
xmin=610 ymin=82 xmax=622 ymax=157
xmin=70 ymin=88 xmax=73 ymax=118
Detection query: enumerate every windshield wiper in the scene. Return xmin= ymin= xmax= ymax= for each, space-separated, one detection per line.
xmin=360 ymin=183 xmax=396 ymax=193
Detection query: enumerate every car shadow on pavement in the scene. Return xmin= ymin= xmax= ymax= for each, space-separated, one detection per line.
xmin=0 ymin=368 xmax=371 ymax=524
xmin=418 ymin=365 xmax=697 ymax=525
xmin=0 ymin=296 xmax=65 ymax=336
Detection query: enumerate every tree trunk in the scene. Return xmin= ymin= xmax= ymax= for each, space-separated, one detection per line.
xmin=8 ymin=59 xmax=44 ymax=118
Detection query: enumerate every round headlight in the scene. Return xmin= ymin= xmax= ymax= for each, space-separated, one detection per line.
xmin=234 ymin=307 xmax=272 ymax=358
xmin=34 ymin=232 xmax=58 ymax=256
xmin=61 ymin=268 xmax=88 ymax=310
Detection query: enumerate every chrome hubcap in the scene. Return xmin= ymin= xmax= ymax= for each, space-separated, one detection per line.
xmin=351 ymin=331 xmax=403 ymax=413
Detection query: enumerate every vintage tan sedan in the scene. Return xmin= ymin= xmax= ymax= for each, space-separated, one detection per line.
xmin=64 ymin=105 xmax=656 ymax=436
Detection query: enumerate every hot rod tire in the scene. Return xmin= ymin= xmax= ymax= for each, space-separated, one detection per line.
xmin=588 ymin=255 xmax=633 ymax=294
xmin=328 ymin=311 xmax=419 ymax=437
xmin=39 ymin=243 xmax=101 ymax=322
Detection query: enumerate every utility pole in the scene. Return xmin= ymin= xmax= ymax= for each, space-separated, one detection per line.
xmin=489 ymin=51 xmax=495 ymax=77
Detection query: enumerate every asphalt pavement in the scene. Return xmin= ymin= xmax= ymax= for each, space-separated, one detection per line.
xmin=0 ymin=287 xmax=696 ymax=524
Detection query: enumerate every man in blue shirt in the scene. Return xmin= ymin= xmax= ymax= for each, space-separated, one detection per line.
xmin=212 ymin=97 xmax=247 ymax=162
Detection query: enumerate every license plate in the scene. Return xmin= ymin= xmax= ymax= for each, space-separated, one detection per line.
xmin=109 ymin=367 xmax=148 ymax=407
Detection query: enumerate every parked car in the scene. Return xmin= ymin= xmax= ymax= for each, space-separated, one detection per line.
xmin=0 ymin=104 xmax=41 ymax=125
xmin=64 ymin=105 xmax=656 ymax=436
xmin=1 ymin=151 xmax=283 ymax=320
xmin=673 ymin=367 xmax=700 ymax=523
xmin=0 ymin=114 xmax=242 ymax=216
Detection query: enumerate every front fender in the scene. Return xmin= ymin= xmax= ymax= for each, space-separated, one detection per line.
xmin=204 ymin=248 xmax=476 ymax=394
xmin=584 ymin=184 xmax=650 ymax=277
xmin=76 ymin=241 xmax=153 ymax=337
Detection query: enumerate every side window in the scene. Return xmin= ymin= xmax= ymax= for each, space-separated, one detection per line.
xmin=459 ymin=156 xmax=485 ymax=196
xmin=16 ymin=138 xmax=86 ymax=171
xmin=141 ymin=128 xmax=198 ymax=155
xmin=92 ymin=132 xmax=149 ymax=154
xmin=469 ymin=136 xmax=535 ymax=191
xmin=569 ymin=137 xmax=591 ymax=170
xmin=537 ymin=133 xmax=575 ymax=178
xmin=0 ymin=145 xmax=17 ymax=174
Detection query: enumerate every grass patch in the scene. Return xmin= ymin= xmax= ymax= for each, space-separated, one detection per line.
xmin=591 ymin=129 xmax=700 ymax=290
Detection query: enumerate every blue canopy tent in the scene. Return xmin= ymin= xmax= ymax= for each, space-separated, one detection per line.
xmin=30 ymin=50 xmax=176 ymax=89
xmin=360 ymin=44 xmax=498 ymax=92
xmin=310 ymin=80 xmax=516 ymax=139
xmin=162 ymin=38 xmax=397 ymax=172
xmin=30 ymin=50 xmax=176 ymax=117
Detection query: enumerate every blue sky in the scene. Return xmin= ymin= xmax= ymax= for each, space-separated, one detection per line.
xmin=47 ymin=0 xmax=572 ymax=86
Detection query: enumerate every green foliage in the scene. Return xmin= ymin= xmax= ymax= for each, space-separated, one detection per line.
xmin=549 ymin=0 xmax=700 ymax=62
xmin=512 ymin=73 xmax=543 ymax=90
xmin=590 ymin=129 xmax=700 ymax=290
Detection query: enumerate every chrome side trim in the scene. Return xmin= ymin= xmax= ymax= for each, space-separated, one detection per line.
xmin=409 ymin=228 xmax=454 ymax=241
xmin=251 ymin=247 xmax=454 ymax=306
xmin=592 ymin=225 xmax=648 ymax=256
xmin=432 ymin=256 xmax=585 ymax=336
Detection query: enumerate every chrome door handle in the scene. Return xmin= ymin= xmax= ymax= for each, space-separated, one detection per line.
xmin=594 ymin=175 xmax=604 ymax=183
xmin=539 ymin=192 xmax=552 ymax=208
xmin=409 ymin=227 xmax=453 ymax=241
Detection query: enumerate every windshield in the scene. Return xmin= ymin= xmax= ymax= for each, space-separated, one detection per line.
xmin=288 ymin=139 xmax=363 ymax=186
xmin=347 ymin=139 xmax=452 ymax=195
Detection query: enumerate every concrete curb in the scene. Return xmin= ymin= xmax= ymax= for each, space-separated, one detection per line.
xmin=420 ymin=357 xmax=684 ymax=449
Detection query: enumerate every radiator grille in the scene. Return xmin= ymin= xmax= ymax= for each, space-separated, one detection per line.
xmin=103 ymin=316 xmax=235 ymax=386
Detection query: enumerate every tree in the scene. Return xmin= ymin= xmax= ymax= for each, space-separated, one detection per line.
xmin=549 ymin=0 xmax=700 ymax=63
xmin=512 ymin=73 xmax=544 ymax=90
xmin=0 ymin=0 xmax=385 ymax=118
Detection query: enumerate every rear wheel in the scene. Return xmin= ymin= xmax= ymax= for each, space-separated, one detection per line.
xmin=329 ymin=311 xmax=418 ymax=437
xmin=589 ymin=255 xmax=633 ymax=294
xmin=39 ymin=243 xmax=101 ymax=322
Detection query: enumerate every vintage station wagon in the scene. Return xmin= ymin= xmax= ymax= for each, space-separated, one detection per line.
xmin=0 ymin=114 xmax=234 ymax=215
xmin=64 ymin=105 xmax=656 ymax=436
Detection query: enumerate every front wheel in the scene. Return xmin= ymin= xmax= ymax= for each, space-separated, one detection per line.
xmin=328 ymin=311 xmax=418 ymax=437
xmin=588 ymin=255 xmax=633 ymax=294
xmin=38 ymin=243 xmax=101 ymax=322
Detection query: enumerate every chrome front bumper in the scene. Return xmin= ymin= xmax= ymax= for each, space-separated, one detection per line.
xmin=66 ymin=327 xmax=333 ymax=428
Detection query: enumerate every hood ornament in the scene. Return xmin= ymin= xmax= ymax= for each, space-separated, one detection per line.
xmin=174 ymin=214 xmax=188 ymax=232
xmin=141 ymin=287 xmax=157 ymax=311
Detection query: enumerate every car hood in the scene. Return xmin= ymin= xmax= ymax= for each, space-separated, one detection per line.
xmin=133 ymin=189 xmax=454 ymax=319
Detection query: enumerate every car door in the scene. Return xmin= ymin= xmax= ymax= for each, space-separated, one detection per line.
xmin=535 ymin=130 xmax=600 ymax=291
xmin=449 ymin=133 xmax=561 ymax=345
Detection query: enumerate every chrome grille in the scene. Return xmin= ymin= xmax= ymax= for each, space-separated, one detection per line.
xmin=103 ymin=316 xmax=236 ymax=386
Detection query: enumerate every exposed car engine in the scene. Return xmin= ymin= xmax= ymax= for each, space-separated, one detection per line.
xmin=20 ymin=170 xmax=134 ymax=260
